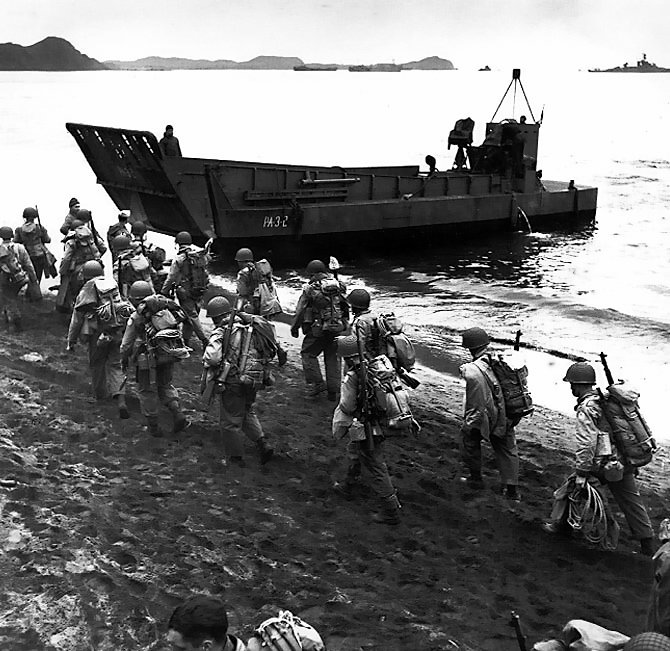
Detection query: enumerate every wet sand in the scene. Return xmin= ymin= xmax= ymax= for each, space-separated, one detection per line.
xmin=0 ymin=298 xmax=668 ymax=651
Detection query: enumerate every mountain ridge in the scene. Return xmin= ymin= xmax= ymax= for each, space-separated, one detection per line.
xmin=0 ymin=37 xmax=106 ymax=71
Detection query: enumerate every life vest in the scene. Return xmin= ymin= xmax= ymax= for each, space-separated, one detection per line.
xmin=598 ymin=384 xmax=656 ymax=468
xmin=0 ymin=243 xmax=29 ymax=288
xmin=308 ymin=276 xmax=347 ymax=335
xmin=137 ymin=294 xmax=190 ymax=361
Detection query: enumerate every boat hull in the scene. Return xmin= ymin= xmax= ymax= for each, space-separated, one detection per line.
xmin=65 ymin=123 xmax=597 ymax=262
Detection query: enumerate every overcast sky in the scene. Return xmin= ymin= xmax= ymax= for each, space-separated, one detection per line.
xmin=2 ymin=0 xmax=669 ymax=70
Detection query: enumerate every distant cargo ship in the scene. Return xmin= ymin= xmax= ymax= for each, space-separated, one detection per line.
xmin=293 ymin=64 xmax=337 ymax=71
xmin=348 ymin=63 xmax=402 ymax=72
xmin=589 ymin=53 xmax=670 ymax=73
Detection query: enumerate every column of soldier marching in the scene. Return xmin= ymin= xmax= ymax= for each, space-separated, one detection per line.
xmin=0 ymin=202 xmax=662 ymax=551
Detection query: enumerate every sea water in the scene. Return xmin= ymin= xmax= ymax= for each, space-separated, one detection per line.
xmin=0 ymin=69 xmax=668 ymax=434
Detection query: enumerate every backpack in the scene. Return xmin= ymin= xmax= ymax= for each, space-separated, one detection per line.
xmin=0 ymin=243 xmax=29 ymax=288
xmin=487 ymin=351 xmax=534 ymax=423
xmin=183 ymin=248 xmax=210 ymax=298
xmin=377 ymin=313 xmax=416 ymax=372
xmin=309 ymin=277 xmax=346 ymax=335
xmin=16 ymin=223 xmax=45 ymax=258
xmin=366 ymin=354 xmax=418 ymax=432
xmin=72 ymin=226 xmax=99 ymax=263
xmin=92 ymin=277 xmax=134 ymax=332
xmin=598 ymin=384 xmax=656 ymax=468
xmin=118 ymin=251 xmax=151 ymax=290
xmin=138 ymin=294 xmax=190 ymax=361
xmin=255 ymin=259 xmax=283 ymax=317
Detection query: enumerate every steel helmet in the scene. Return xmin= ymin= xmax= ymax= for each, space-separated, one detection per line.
xmin=306 ymin=259 xmax=327 ymax=275
xmin=118 ymin=210 xmax=131 ymax=220
xmin=76 ymin=208 xmax=92 ymax=223
xmin=175 ymin=231 xmax=192 ymax=245
xmin=562 ymin=362 xmax=596 ymax=385
xmin=70 ymin=219 xmax=84 ymax=230
xmin=22 ymin=207 xmax=38 ymax=221
xmin=129 ymin=280 xmax=154 ymax=300
xmin=336 ymin=334 xmax=359 ymax=358
xmin=206 ymin=296 xmax=233 ymax=318
xmin=461 ymin=327 xmax=490 ymax=349
xmin=82 ymin=260 xmax=104 ymax=279
xmin=0 ymin=226 xmax=14 ymax=240
xmin=131 ymin=221 xmax=148 ymax=236
xmin=112 ymin=234 xmax=132 ymax=250
xmin=347 ymin=289 xmax=370 ymax=309
xmin=234 ymin=247 xmax=254 ymax=262
xmin=623 ymin=633 xmax=670 ymax=651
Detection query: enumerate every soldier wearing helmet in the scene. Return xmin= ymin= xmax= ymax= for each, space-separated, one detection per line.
xmin=106 ymin=210 xmax=131 ymax=262
xmin=56 ymin=209 xmax=107 ymax=313
xmin=112 ymin=233 xmax=153 ymax=298
xmin=544 ymin=361 xmax=654 ymax=554
xmin=14 ymin=206 xmax=52 ymax=283
xmin=234 ymin=247 xmax=288 ymax=366
xmin=66 ymin=259 xmax=131 ymax=418
xmin=331 ymin=288 xmax=403 ymax=525
xmin=459 ymin=326 xmax=520 ymax=501
xmin=129 ymin=220 xmax=167 ymax=289
xmin=202 ymin=295 xmax=275 ymax=467
xmin=120 ymin=280 xmax=188 ymax=437
xmin=290 ymin=259 xmax=349 ymax=400
xmin=160 ymin=231 xmax=210 ymax=348
xmin=0 ymin=225 xmax=37 ymax=331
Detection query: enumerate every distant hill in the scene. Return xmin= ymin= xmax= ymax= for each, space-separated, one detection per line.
xmin=105 ymin=55 xmax=304 ymax=70
xmin=401 ymin=56 xmax=455 ymax=70
xmin=0 ymin=37 xmax=106 ymax=71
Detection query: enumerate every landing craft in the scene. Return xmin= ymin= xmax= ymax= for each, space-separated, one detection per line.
xmin=66 ymin=69 xmax=597 ymax=262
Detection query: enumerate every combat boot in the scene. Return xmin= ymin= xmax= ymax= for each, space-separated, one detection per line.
xmin=146 ymin=418 xmax=163 ymax=438
xmin=167 ymin=400 xmax=188 ymax=433
xmin=277 ymin=345 xmax=288 ymax=367
xmin=256 ymin=438 xmax=274 ymax=464
xmin=306 ymin=382 xmax=326 ymax=398
xmin=116 ymin=394 xmax=130 ymax=420
xmin=372 ymin=491 xmax=401 ymax=526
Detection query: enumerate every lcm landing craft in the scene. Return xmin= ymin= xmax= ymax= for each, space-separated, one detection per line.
xmin=66 ymin=69 xmax=597 ymax=261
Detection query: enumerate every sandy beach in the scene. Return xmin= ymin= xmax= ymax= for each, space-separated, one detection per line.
xmin=0 ymin=297 xmax=667 ymax=651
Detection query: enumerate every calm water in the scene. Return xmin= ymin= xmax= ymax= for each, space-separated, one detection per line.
xmin=1 ymin=69 xmax=669 ymax=433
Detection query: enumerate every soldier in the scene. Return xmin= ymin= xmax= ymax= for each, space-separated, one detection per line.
xmin=120 ymin=280 xmax=189 ymax=437
xmin=130 ymin=221 xmax=166 ymax=291
xmin=290 ymin=259 xmax=349 ymax=400
xmin=202 ymin=296 xmax=275 ymax=468
xmin=234 ymin=246 xmax=288 ymax=366
xmin=545 ymin=362 xmax=655 ymax=555
xmin=56 ymin=212 xmax=106 ymax=313
xmin=331 ymin=291 xmax=401 ymax=525
xmin=106 ymin=210 xmax=131 ymax=262
xmin=112 ymin=233 xmax=153 ymax=298
xmin=161 ymin=231 xmax=209 ymax=348
xmin=159 ymin=124 xmax=182 ymax=157
xmin=459 ymin=326 xmax=521 ymax=501
xmin=66 ymin=260 xmax=131 ymax=417
xmin=0 ymin=225 xmax=37 ymax=331
xmin=59 ymin=197 xmax=80 ymax=236
xmin=14 ymin=207 xmax=52 ymax=282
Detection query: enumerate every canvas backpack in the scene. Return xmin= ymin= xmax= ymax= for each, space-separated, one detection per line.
xmin=366 ymin=354 xmax=418 ymax=432
xmin=376 ymin=313 xmax=416 ymax=372
xmin=17 ymin=223 xmax=45 ymax=258
xmin=221 ymin=316 xmax=277 ymax=389
xmin=254 ymin=259 xmax=283 ymax=317
xmin=486 ymin=351 xmax=534 ymax=424
xmin=117 ymin=251 xmax=151 ymax=291
xmin=138 ymin=294 xmax=190 ymax=361
xmin=183 ymin=247 xmax=210 ymax=298
xmin=92 ymin=277 xmax=134 ymax=333
xmin=72 ymin=226 xmax=99 ymax=263
xmin=0 ymin=243 xmax=29 ymax=288
xmin=309 ymin=276 xmax=346 ymax=335
xmin=597 ymin=384 xmax=656 ymax=468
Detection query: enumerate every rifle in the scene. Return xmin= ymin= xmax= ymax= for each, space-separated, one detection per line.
xmin=355 ymin=319 xmax=375 ymax=452
xmin=599 ymin=352 xmax=615 ymax=386
xmin=201 ymin=303 xmax=238 ymax=407
xmin=514 ymin=329 xmax=522 ymax=351
xmin=509 ymin=611 xmax=527 ymax=651
xmin=397 ymin=367 xmax=421 ymax=390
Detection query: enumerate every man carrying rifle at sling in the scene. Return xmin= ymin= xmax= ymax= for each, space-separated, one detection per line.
xmin=331 ymin=288 xmax=403 ymax=526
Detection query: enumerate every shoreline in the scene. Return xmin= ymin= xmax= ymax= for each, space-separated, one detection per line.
xmin=0 ymin=296 xmax=668 ymax=650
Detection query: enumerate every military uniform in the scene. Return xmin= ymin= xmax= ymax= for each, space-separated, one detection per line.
xmin=161 ymin=244 xmax=208 ymax=346
xmin=573 ymin=390 xmax=653 ymax=540
xmin=0 ymin=238 xmax=37 ymax=329
xmin=291 ymin=271 xmax=348 ymax=398
xmin=67 ymin=276 xmax=126 ymax=404
xmin=14 ymin=221 xmax=51 ymax=282
xmin=460 ymin=348 xmax=520 ymax=487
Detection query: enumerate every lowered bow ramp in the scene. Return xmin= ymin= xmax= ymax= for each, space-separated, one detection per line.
xmin=65 ymin=123 xmax=214 ymax=237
